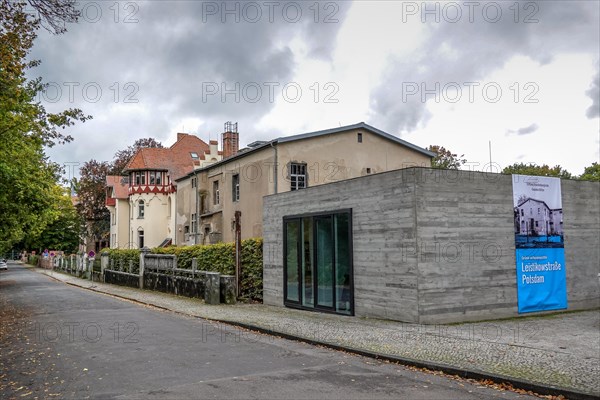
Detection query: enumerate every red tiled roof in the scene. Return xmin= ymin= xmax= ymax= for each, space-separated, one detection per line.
xmin=105 ymin=175 xmax=129 ymax=199
xmin=123 ymin=133 xmax=210 ymax=181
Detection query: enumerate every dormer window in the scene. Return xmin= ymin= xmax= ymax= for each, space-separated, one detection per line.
xmin=190 ymin=152 xmax=199 ymax=159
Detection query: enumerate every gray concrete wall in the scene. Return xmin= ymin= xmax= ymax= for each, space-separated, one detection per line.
xmin=561 ymin=179 xmax=600 ymax=310
xmin=414 ymin=170 xmax=518 ymax=323
xmin=263 ymin=167 xmax=600 ymax=324
xmin=263 ymin=169 xmax=421 ymax=322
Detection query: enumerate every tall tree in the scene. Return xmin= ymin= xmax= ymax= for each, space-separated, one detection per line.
xmin=111 ymin=138 xmax=163 ymax=175
xmin=19 ymin=187 xmax=81 ymax=253
xmin=76 ymin=160 xmax=111 ymax=248
xmin=502 ymin=163 xmax=573 ymax=179
xmin=0 ymin=1 xmax=90 ymax=253
xmin=578 ymin=162 xmax=600 ymax=181
xmin=427 ymin=145 xmax=467 ymax=169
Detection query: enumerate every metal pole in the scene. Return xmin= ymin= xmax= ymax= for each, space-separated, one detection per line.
xmin=234 ymin=211 xmax=241 ymax=298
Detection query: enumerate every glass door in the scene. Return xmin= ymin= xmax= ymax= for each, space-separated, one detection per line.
xmin=283 ymin=211 xmax=353 ymax=315
xmin=315 ymin=216 xmax=334 ymax=309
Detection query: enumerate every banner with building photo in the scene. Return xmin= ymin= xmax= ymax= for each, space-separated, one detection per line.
xmin=512 ymin=174 xmax=567 ymax=313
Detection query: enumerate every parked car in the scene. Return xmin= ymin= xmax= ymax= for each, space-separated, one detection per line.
xmin=0 ymin=259 xmax=7 ymax=271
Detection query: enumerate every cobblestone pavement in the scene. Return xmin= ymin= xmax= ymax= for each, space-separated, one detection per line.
xmin=34 ymin=266 xmax=600 ymax=397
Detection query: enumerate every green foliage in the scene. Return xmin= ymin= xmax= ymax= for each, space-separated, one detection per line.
xmin=240 ymin=238 xmax=263 ymax=300
xmin=427 ymin=145 xmax=467 ymax=169
xmin=151 ymin=238 xmax=263 ymax=300
xmin=502 ymin=163 xmax=573 ymax=179
xmin=18 ymin=188 xmax=81 ymax=253
xmin=103 ymin=248 xmax=140 ymax=273
xmin=75 ymin=160 xmax=111 ymax=245
xmin=578 ymin=162 xmax=600 ymax=181
xmin=0 ymin=1 xmax=90 ymax=253
xmin=27 ymin=254 xmax=39 ymax=266
xmin=104 ymin=239 xmax=264 ymax=300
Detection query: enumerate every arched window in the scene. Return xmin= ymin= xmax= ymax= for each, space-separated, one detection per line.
xmin=138 ymin=200 xmax=145 ymax=218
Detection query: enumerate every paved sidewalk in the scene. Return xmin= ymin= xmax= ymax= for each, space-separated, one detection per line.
xmin=33 ymin=266 xmax=599 ymax=398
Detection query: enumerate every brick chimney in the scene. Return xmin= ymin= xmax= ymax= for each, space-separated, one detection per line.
xmin=222 ymin=121 xmax=239 ymax=158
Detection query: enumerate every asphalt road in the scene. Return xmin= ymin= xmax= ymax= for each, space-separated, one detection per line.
xmin=0 ymin=263 xmax=535 ymax=400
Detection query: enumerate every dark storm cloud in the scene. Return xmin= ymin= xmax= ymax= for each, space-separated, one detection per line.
xmin=29 ymin=0 xmax=351 ymax=168
xmin=506 ymin=123 xmax=539 ymax=136
xmin=369 ymin=1 xmax=600 ymax=134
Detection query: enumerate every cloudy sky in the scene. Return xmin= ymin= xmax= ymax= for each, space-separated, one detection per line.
xmin=29 ymin=0 xmax=599 ymax=178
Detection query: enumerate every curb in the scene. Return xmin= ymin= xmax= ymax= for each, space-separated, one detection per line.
xmin=36 ymin=268 xmax=598 ymax=400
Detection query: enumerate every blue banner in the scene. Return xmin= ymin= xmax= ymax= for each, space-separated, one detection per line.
xmin=512 ymin=175 xmax=567 ymax=313
xmin=516 ymin=248 xmax=567 ymax=313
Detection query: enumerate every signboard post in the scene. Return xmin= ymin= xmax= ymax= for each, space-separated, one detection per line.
xmin=512 ymin=174 xmax=567 ymax=313
xmin=88 ymin=251 xmax=96 ymax=281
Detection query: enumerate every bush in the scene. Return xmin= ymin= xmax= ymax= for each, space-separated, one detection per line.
xmin=102 ymin=248 xmax=140 ymax=273
xmin=28 ymin=255 xmax=39 ymax=266
xmin=151 ymin=238 xmax=263 ymax=301
xmin=103 ymin=238 xmax=264 ymax=301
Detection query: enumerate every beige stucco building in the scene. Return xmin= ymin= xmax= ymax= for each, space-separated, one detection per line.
xmin=175 ymin=122 xmax=434 ymax=245
xmin=106 ymin=133 xmax=222 ymax=249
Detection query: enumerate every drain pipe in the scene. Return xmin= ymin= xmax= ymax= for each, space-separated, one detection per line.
xmin=271 ymin=141 xmax=278 ymax=194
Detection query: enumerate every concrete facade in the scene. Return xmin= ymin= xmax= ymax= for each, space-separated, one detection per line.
xmin=263 ymin=168 xmax=600 ymax=324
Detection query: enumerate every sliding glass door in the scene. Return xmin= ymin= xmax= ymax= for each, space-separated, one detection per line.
xmin=284 ymin=210 xmax=353 ymax=315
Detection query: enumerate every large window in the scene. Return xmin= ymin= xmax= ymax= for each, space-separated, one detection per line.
xmin=284 ymin=210 xmax=352 ymax=315
xmin=290 ymin=163 xmax=307 ymax=191
xmin=232 ymin=174 xmax=240 ymax=202
xmin=149 ymin=171 xmax=156 ymax=185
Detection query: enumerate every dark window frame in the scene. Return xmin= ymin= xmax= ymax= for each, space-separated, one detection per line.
xmin=213 ymin=180 xmax=220 ymax=205
xmin=138 ymin=200 xmax=144 ymax=219
xmin=283 ymin=209 xmax=354 ymax=316
xmin=232 ymin=174 xmax=240 ymax=202
xmin=289 ymin=162 xmax=307 ymax=191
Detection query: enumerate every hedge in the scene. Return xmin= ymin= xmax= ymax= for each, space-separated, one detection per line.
xmin=102 ymin=248 xmax=141 ymax=273
xmin=27 ymin=255 xmax=39 ymax=266
xmin=103 ymin=238 xmax=263 ymax=301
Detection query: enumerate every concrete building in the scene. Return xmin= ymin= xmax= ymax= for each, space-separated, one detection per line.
xmin=106 ymin=133 xmax=222 ymax=249
xmin=262 ymin=168 xmax=599 ymax=323
xmin=175 ymin=122 xmax=435 ymax=246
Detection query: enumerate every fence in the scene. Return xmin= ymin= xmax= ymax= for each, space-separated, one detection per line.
xmin=42 ymin=254 xmax=100 ymax=281
xmin=101 ymin=249 xmax=236 ymax=305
